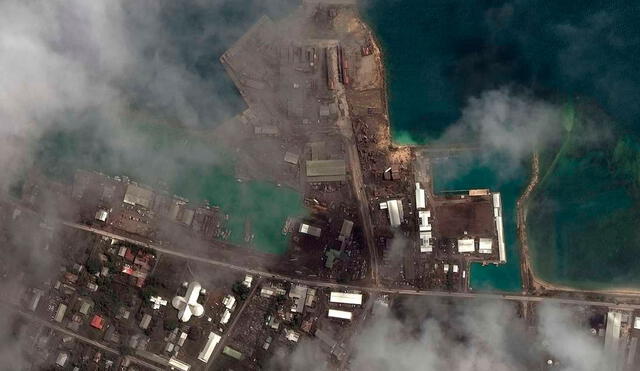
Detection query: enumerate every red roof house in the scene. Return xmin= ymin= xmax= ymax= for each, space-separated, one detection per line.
xmin=90 ymin=315 xmax=105 ymax=330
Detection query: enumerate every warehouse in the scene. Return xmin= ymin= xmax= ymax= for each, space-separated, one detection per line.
xmin=306 ymin=159 xmax=346 ymax=182
xmin=328 ymin=309 xmax=353 ymax=320
xmin=123 ymin=184 xmax=154 ymax=208
xmin=479 ymin=238 xmax=493 ymax=254
xmin=457 ymin=238 xmax=475 ymax=253
xmin=330 ymin=292 xmax=362 ymax=305
xmin=198 ymin=332 xmax=222 ymax=363
xmin=415 ymin=182 xmax=426 ymax=209
xmin=380 ymin=199 xmax=403 ymax=227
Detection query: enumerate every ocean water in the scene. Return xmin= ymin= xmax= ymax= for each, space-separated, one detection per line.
xmin=29 ymin=0 xmax=305 ymax=255
xmin=362 ymin=0 xmax=640 ymax=290
xmin=432 ymin=156 xmax=524 ymax=292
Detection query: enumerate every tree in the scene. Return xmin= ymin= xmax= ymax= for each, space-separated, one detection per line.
xmin=86 ymin=256 xmax=101 ymax=275
xmin=163 ymin=318 xmax=178 ymax=331
xmin=231 ymin=281 xmax=250 ymax=300
xmin=188 ymin=327 xmax=202 ymax=341
xmin=140 ymin=286 xmax=157 ymax=302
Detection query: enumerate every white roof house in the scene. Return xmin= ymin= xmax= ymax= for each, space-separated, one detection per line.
xmin=220 ymin=309 xmax=231 ymax=325
xmin=299 ymin=223 xmax=322 ymax=237
xmin=172 ymin=282 xmax=205 ymax=322
xmin=604 ymin=311 xmax=622 ymax=357
xmin=328 ymin=309 xmax=352 ymax=320
xmin=56 ymin=352 xmax=69 ymax=367
xmin=243 ymin=275 xmax=253 ymax=288
xmin=329 ymin=292 xmax=363 ymax=305
xmin=198 ymin=332 xmax=222 ymax=363
xmin=493 ymin=193 xmax=507 ymax=263
xmin=150 ymin=296 xmax=168 ymax=310
xmin=420 ymin=231 xmax=432 ymax=253
xmin=415 ymin=183 xmax=426 ymax=210
xmin=169 ymin=357 xmax=191 ymax=371
xmin=95 ymin=209 xmax=109 ymax=222
xmin=457 ymin=238 xmax=475 ymax=253
xmin=479 ymin=238 xmax=493 ymax=254
xmin=223 ymin=295 xmax=236 ymax=311
xmin=55 ymin=304 xmax=67 ymax=323
xmin=385 ymin=200 xmax=404 ymax=227
xmin=418 ymin=210 xmax=431 ymax=231
xmin=284 ymin=329 xmax=300 ymax=342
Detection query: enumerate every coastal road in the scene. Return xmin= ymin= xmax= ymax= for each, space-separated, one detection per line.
xmin=64 ymin=223 xmax=640 ymax=310
xmin=334 ymin=79 xmax=380 ymax=286
xmin=0 ymin=302 xmax=163 ymax=371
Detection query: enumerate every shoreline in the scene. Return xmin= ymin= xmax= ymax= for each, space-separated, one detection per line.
xmin=360 ymin=7 xmax=640 ymax=296
xmin=517 ymin=152 xmax=640 ymax=296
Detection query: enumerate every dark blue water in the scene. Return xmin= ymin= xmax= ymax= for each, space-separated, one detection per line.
xmin=362 ymin=0 xmax=640 ymax=290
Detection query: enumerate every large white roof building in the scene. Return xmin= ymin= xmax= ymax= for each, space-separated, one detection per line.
xmin=172 ymin=282 xmax=205 ymax=322
xmin=198 ymin=332 xmax=222 ymax=363
xmin=330 ymin=292 xmax=363 ymax=305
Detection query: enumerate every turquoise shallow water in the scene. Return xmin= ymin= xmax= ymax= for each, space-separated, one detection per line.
xmin=362 ymin=0 xmax=640 ymax=290
xmin=29 ymin=0 xmax=305 ymax=255
xmin=433 ymin=156 xmax=524 ymax=292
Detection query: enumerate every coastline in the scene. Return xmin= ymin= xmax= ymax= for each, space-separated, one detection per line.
xmin=517 ymin=152 xmax=640 ymax=296
xmin=361 ymin=6 xmax=640 ymax=296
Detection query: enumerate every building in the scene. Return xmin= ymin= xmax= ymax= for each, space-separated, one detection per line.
xmin=415 ymin=183 xmax=426 ymax=210
xmin=28 ymin=289 xmax=44 ymax=312
xmin=78 ymin=299 xmax=93 ymax=315
xmin=289 ymin=284 xmax=308 ymax=313
xmin=338 ymin=220 xmax=354 ymax=242
xmin=418 ymin=211 xmax=431 ymax=231
xmin=493 ymin=193 xmax=507 ymax=263
xmin=243 ymin=275 xmax=253 ymax=288
xmin=285 ymin=329 xmax=300 ymax=342
xmin=198 ymin=332 xmax=222 ymax=363
xmin=328 ymin=309 xmax=352 ymax=320
xmin=284 ymin=151 xmax=300 ymax=165
xmin=380 ymin=200 xmax=404 ymax=227
xmin=299 ymin=223 xmax=322 ymax=237
xmin=220 ymin=309 xmax=231 ymax=325
xmin=329 ymin=292 xmax=362 ymax=305
xmin=223 ymin=295 xmax=236 ymax=311
xmin=150 ymin=296 xmax=167 ymax=310
xmin=91 ymin=315 xmax=105 ymax=330
xmin=123 ymin=184 xmax=154 ymax=208
xmin=457 ymin=238 xmax=475 ymax=253
xmin=479 ymin=238 xmax=493 ymax=254
xmin=172 ymin=282 xmax=205 ymax=322
xmin=95 ymin=209 xmax=109 ymax=222
xmin=306 ymin=159 xmax=346 ymax=182
xmin=420 ymin=231 xmax=432 ymax=253
xmin=56 ymin=352 xmax=69 ymax=367
xmin=168 ymin=357 xmax=191 ymax=371
xmin=139 ymin=314 xmax=152 ymax=330
xmin=223 ymin=346 xmax=244 ymax=360
xmin=55 ymin=304 xmax=67 ymax=323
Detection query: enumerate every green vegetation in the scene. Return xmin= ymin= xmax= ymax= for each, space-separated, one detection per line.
xmin=231 ymin=281 xmax=250 ymax=300
xmin=86 ymin=256 xmax=102 ymax=275
xmin=163 ymin=318 xmax=179 ymax=331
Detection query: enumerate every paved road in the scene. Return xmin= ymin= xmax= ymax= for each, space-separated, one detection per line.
xmin=334 ymin=82 xmax=380 ymax=286
xmin=64 ymin=222 xmax=640 ymax=310
xmin=205 ymin=279 xmax=261 ymax=370
xmin=0 ymin=302 xmax=163 ymax=371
